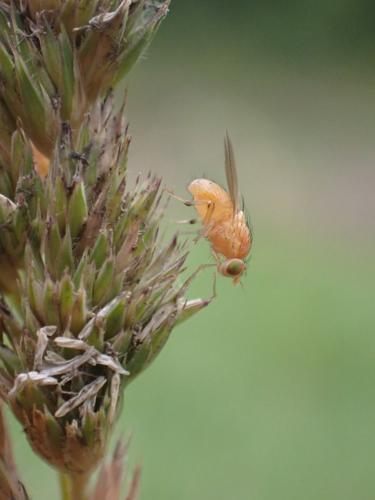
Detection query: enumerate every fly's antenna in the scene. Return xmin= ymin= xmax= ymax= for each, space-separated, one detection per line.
xmin=224 ymin=131 xmax=240 ymax=215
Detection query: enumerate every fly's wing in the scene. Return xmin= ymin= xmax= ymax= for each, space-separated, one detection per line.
xmin=224 ymin=132 xmax=253 ymax=259
xmin=224 ymin=131 xmax=240 ymax=216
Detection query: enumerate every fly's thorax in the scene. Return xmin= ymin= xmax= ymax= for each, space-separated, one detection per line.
xmin=188 ymin=178 xmax=217 ymax=194
xmin=188 ymin=178 xmax=233 ymax=222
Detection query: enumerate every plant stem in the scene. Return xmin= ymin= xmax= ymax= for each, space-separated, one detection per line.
xmin=59 ymin=473 xmax=71 ymax=500
xmin=59 ymin=472 xmax=89 ymax=500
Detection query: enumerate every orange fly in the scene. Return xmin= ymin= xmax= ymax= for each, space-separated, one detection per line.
xmin=173 ymin=133 xmax=252 ymax=285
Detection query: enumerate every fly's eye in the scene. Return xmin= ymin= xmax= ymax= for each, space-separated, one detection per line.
xmin=225 ymin=259 xmax=245 ymax=277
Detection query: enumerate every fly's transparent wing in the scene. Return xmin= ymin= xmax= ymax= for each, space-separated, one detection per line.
xmin=224 ymin=133 xmax=253 ymax=260
xmin=224 ymin=131 xmax=240 ymax=215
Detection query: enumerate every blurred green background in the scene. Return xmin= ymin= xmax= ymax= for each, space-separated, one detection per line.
xmin=10 ymin=1 xmax=375 ymax=498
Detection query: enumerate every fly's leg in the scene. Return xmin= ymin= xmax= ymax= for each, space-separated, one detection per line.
xmin=211 ymin=271 xmax=218 ymax=299
xmin=202 ymin=200 xmax=216 ymax=226
xmin=165 ymin=190 xmax=215 ymax=218
xmin=190 ymin=200 xmax=216 ymax=243
xmin=164 ymin=190 xmax=195 ymax=207
xmin=171 ymin=219 xmax=206 ymax=241
xmin=175 ymin=200 xmax=215 ymax=227
xmin=211 ymin=250 xmax=222 ymax=268
xmin=175 ymin=218 xmax=199 ymax=225
xmin=165 ymin=189 xmax=216 ymax=242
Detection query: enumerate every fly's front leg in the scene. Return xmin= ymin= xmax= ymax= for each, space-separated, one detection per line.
xmin=165 ymin=189 xmax=214 ymax=211
xmin=164 ymin=189 xmax=195 ymax=207
xmin=165 ymin=189 xmax=215 ymax=227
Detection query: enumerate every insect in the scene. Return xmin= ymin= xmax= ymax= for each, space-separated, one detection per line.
xmin=171 ymin=133 xmax=252 ymax=285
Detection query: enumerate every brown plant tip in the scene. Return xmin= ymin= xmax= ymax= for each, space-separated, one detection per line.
xmin=93 ymin=439 xmax=142 ymax=500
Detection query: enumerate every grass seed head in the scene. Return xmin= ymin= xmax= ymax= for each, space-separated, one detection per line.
xmin=0 ymin=96 xmax=211 ymax=474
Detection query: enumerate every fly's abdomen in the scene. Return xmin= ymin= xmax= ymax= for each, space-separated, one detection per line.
xmin=207 ymin=218 xmax=251 ymax=260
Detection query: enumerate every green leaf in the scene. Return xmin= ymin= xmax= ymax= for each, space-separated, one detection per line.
xmin=59 ymin=273 xmax=74 ymax=329
xmin=70 ymin=288 xmax=88 ymax=336
xmin=93 ymin=258 xmax=115 ymax=306
xmin=57 ymin=227 xmax=74 ymax=276
xmin=54 ymin=176 xmax=68 ymax=234
xmin=43 ymin=278 xmax=60 ymax=326
xmin=90 ymin=232 xmax=109 ymax=269
xmin=0 ymin=345 xmax=22 ymax=375
xmin=45 ymin=221 xmax=62 ymax=278
xmin=68 ymin=180 xmax=88 ymax=239
xmin=105 ymin=296 xmax=128 ymax=339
